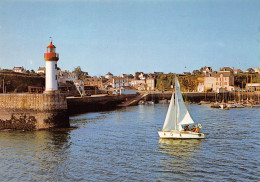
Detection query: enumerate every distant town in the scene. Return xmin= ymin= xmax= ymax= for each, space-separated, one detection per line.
xmin=0 ymin=65 xmax=259 ymax=97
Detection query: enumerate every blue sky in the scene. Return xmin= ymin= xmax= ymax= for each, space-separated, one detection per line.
xmin=0 ymin=0 xmax=259 ymax=76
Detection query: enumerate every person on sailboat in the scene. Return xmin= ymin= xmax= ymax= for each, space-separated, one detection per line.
xmin=184 ymin=125 xmax=188 ymax=131
xmin=191 ymin=125 xmax=196 ymax=132
xmin=187 ymin=125 xmax=190 ymax=131
xmin=184 ymin=125 xmax=191 ymax=131
xmin=196 ymin=127 xmax=199 ymax=133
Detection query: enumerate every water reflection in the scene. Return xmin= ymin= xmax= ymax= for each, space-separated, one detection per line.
xmin=158 ymin=139 xmax=203 ymax=158
xmin=0 ymin=129 xmax=72 ymax=181
xmin=157 ymin=139 xmax=204 ymax=181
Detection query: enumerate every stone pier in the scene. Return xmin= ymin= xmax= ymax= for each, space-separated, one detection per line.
xmin=0 ymin=93 xmax=69 ymax=130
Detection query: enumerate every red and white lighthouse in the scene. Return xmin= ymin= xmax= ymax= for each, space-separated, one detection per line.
xmin=44 ymin=42 xmax=59 ymax=93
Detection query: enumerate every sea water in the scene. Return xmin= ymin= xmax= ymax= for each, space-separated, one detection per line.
xmin=0 ymin=104 xmax=259 ymax=181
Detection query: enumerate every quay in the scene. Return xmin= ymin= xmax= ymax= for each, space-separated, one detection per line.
xmin=0 ymin=93 xmax=69 ymax=130
xmin=0 ymin=91 xmax=259 ymax=130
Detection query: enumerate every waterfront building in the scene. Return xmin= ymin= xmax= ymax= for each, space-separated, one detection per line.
xmin=36 ymin=67 xmax=46 ymax=74
xmin=130 ymin=79 xmax=146 ymax=90
xmin=121 ymin=74 xmax=134 ymax=79
xmin=103 ymin=79 xmax=113 ymax=89
xmin=112 ymin=77 xmax=129 ymax=88
xmin=197 ymin=83 xmax=205 ymax=92
xmin=234 ymin=69 xmax=243 ymax=74
xmin=44 ymin=41 xmax=59 ymax=93
xmin=200 ymin=66 xmax=212 ymax=75
xmin=105 ymin=72 xmax=113 ymax=79
xmin=83 ymin=78 xmax=103 ymax=89
xmin=120 ymin=86 xmax=137 ymax=95
xmin=220 ymin=67 xmax=233 ymax=72
xmin=204 ymin=72 xmax=217 ymax=91
xmin=246 ymin=68 xmax=255 ymax=74
xmin=138 ymin=73 xmax=147 ymax=80
xmin=246 ymin=83 xmax=260 ymax=93
xmin=214 ymin=71 xmax=235 ymax=92
xmin=146 ymin=78 xmax=155 ymax=91
xmin=13 ymin=66 xmax=26 ymax=73
xmin=254 ymin=67 xmax=260 ymax=74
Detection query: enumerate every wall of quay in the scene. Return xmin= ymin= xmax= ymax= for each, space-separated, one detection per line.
xmin=0 ymin=93 xmax=69 ymax=130
xmin=144 ymin=92 xmax=260 ymax=103
xmin=67 ymin=94 xmax=136 ymax=115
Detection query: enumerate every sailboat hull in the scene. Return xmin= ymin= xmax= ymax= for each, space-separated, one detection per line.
xmin=158 ymin=130 xmax=205 ymax=139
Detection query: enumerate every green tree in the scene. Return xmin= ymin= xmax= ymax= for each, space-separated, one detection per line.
xmin=73 ymin=66 xmax=88 ymax=80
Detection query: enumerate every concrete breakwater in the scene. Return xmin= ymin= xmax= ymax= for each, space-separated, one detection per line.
xmin=0 ymin=93 xmax=69 ymax=130
xmin=67 ymin=94 xmax=136 ymax=115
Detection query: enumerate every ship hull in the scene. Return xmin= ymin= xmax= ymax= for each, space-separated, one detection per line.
xmin=158 ymin=130 xmax=205 ymax=139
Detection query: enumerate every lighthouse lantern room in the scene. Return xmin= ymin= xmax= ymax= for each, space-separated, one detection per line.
xmin=44 ymin=42 xmax=59 ymax=93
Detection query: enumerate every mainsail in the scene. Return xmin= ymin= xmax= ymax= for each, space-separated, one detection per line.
xmin=162 ymin=76 xmax=195 ymax=131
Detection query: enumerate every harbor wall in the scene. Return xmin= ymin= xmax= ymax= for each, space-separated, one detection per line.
xmin=0 ymin=93 xmax=69 ymax=130
xmin=144 ymin=92 xmax=260 ymax=103
xmin=67 ymin=94 xmax=137 ymax=115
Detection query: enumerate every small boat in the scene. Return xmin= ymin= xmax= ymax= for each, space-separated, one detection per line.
xmin=227 ymin=104 xmax=236 ymax=108
xmin=159 ymin=99 xmax=168 ymax=104
xmin=235 ymin=104 xmax=245 ymax=108
xmin=138 ymin=100 xmax=145 ymax=105
xmin=158 ymin=76 xmax=205 ymax=139
xmin=219 ymin=103 xmax=226 ymax=109
xmin=200 ymin=100 xmax=210 ymax=104
xmin=146 ymin=101 xmax=155 ymax=105
xmin=211 ymin=102 xmax=220 ymax=108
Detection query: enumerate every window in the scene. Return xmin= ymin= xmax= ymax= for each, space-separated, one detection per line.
xmin=55 ymin=64 xmax=57 ymax=69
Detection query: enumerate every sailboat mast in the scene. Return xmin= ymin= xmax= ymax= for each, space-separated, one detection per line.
xmin=175 ymin=75 xmax=177 ymax=130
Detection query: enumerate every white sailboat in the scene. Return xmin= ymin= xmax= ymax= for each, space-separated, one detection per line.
xmin=158 ymin=76 xmax=205 ymax=139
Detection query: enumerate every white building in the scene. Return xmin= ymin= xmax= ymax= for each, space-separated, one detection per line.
xmin=36 ymin=67 xmax=46 ymax=74
xmin=254 ymin=67 xmax=260 ymax=74
xmin=105 ymin=72 xmax=113 ymax=79
xmin=120 ymin=86 xmax=137 ymax=95
xmin=13 ymin=67 xmax=26 ymax=73
xmin=197 ymin=83 xmax=205 ymax=92
xmin=112 ymin=77 xmax=129 ymax=88
xmin=146 ymin=78 xmax=155 ymax=91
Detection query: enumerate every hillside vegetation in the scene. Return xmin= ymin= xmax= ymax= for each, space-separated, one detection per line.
xmin=0 ymin=71 xmax=45 ymax=93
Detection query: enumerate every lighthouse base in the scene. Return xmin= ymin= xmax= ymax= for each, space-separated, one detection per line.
xmin=44 ymin=90 xmax=60 ymax=94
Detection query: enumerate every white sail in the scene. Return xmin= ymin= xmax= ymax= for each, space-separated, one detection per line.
xmin=162 ymin=92 xmax=176 ymax=131
xmin=175 ymin=77 xmax=195 ymax=131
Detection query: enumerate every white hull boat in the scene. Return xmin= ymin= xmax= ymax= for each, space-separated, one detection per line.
xmin=158 ymin=76 xmax=205 ymax=139
xmin=158 ymin=130 xmax=205 ymax=139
